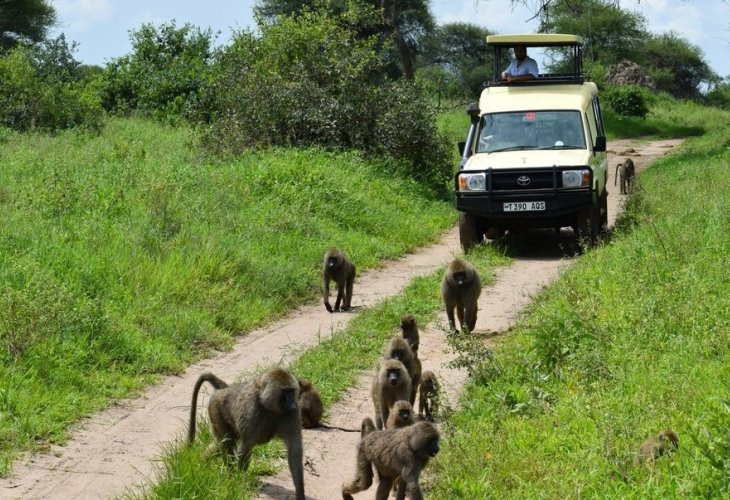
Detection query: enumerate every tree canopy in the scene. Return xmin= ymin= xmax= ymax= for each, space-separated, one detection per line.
xmin=0 ymin=0 xmax=55 ymax=50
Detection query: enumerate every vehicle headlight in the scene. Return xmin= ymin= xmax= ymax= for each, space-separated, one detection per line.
xmin=562 ymin=169 xmax=590 ymax=188
xmin=458 ymin=173 xmax=486 ymax=191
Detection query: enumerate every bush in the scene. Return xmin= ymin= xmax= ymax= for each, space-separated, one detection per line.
xmin=603 ymin=84 xmax=650 ymax=118
xmin=0 ymin=44 xmax=102 ymax=131
xmin=199 ymin=8 xmax=452 ymax=195
xmin=100 ymin=21 xmax=215 ymax=121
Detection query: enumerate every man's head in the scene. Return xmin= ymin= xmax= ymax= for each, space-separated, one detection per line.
xmin=514 ymin=45 xmax=527 ymax=61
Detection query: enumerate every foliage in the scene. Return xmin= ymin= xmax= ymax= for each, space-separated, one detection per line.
xmin=100 ymin=21 xmax=215 ymax=120
xmin=419 ymin=22 xmax=494 ymax=99
xmin=0 ymin=43 xmax=103 ymax=131
xmin=602 ymin=84 xmax=650 ymax=118
xmin=199 ymin=10 xmax=452 ymax=195
xmin=641 ymin=31 xmax=719 ymax=100
xmin=706 ymin=81 xmax=730 ymax=110
xmin=0 ymin=116 xmax=456 ymax=474
xmin=0 ymin=0 xmax=55 ymax=50
xmin=537 ymin=0 xmax=647 ymax=68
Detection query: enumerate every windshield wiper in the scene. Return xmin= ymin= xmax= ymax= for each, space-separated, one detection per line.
xmin=488 ymin=145 xmax=538 ymax=153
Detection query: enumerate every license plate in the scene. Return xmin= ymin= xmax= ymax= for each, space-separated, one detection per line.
xmin=503 ymin=201 xmax=546 ymax=212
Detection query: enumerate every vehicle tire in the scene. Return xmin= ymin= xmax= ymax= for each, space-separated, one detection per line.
xmin=459 ymin=212 xmax=485 ymax=252
xmin=575 ymin=203 xmax=600 ymax=250
xmin=599 ymin=189 xmax=608 ymax=235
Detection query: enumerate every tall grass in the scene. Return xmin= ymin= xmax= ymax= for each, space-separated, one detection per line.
xmin=0 ymin=117 xmax=456 ymax=474
xmin=429 ymin=102 xmax=730 ymax=496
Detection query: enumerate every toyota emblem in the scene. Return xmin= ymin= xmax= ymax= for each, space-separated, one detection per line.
xmin=517 ymin=176 xmax=531 ymax=186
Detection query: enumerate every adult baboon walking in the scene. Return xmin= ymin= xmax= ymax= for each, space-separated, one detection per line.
xmin=322 ymin=248 xmax=356 ymax=312
xmin=441 ymin=258 xmax=482 ymax=332
xmin=399 ymin=314 xmax=420 ymax=355
xmin=342 ymin=420 xmax=440 ymax=500
xmin=386 ymin=400 xmax=416 ymax=429
xmin=615 ymin=157 xmax=635 ymax=195
xmin=188 ymin=369 xmax=305 ymax=500
xmin=371 ymin=359 xmax=411 ymax=430
xmin=384 ymin=336 xmax=421 ymax=406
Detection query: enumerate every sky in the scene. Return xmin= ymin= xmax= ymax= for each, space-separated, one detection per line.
xmin=50 ymin=0 xmax=730 ymax=78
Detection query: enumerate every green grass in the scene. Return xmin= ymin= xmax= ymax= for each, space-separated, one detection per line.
xmin=0 ymin=117 xmax=456 ymax=475
xmin=429 ymin=101 xmax=730 ymax=497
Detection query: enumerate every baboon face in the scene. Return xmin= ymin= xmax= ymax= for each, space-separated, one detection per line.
xmin=453 ymin=270 xmax=469 ymax=286
xmin=327 ymin=255 xmax=340 ymax=269
xmin=398 ymin=407 xmax=412 ymax=421
xmin=387 ymin=368 xmax=402 ymax=386
xmin=260 ymin=369 xmax=300 ymax=414
xmin=410 ymin=421 xmax=440 ymax=458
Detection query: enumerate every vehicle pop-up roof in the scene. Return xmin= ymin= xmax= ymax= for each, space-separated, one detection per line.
xmin=487 ymin=33 xmax=584 ymax=86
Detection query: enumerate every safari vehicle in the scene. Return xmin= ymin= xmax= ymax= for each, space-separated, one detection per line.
xmin=456 ymin=34 xmax=608 ymax=251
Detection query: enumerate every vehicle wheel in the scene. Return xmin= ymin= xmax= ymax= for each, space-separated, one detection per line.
xmin=459 ymin=212 xmax=485 ymax=252
xmin=599 ymin=189 xmax=608 ymax=235
xmin=575 ymin=203 xmax=600 ymax=250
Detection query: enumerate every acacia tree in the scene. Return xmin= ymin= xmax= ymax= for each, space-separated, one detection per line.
xmin=0 ymin=0 xmax=55 ymax=50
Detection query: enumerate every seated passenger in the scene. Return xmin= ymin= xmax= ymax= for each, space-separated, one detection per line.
xmin=501 ymin=45 xmax=539 ymax=82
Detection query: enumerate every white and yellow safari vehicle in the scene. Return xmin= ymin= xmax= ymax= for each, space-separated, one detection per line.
xmin=456 ymin=34 xmax=608 ymax=251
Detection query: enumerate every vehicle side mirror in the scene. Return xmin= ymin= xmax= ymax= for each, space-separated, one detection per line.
xmin=458 ymin=141 xmax=466 ymax=156
xmin=594 ymin=136 xmax=606 ymax=152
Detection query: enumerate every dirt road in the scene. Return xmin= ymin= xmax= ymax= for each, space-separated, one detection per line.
xmin=0 ymin=139 xmax=681 ymax=500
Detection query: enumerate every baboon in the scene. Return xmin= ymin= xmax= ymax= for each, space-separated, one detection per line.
xmin=188 ymin=369 xmax=305 ymax=500
xmin=342 ymin=420 xmax=441 ymax=500
xmin=298 ymin=378 xmax=323 ymax=429
xmin=418 ymin=371 xmax=439 ymax=422
xmin=636 ymin=429 xmax=679 ymax=464
xmin=386 ymin=400 xmax=416 ymax=429
xmin=441 ymin=258 xmax=482 ymax=332
xmin=399 ymin=314 xmax=420 ymax=355
xmin=371 ymin=359 xmax=412 ymax=430
xmin=322 ymin=248 xmax=356 ymax=312
xmin=615 ymin=157 xmax=636 ymax=195
xmin=384 ymin=336 xmax=421 ymax=406
xmin=298 ymin=378 xmax=358 ymax=432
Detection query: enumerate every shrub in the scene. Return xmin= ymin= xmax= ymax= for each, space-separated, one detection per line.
xmin=199 ymin=8 xmax=452 ymax=195
xmin=603 ymin=84 xmax=650 ymax=118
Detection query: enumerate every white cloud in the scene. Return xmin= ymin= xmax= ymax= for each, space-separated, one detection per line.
xmin=53 ymin=0 xmax=112 ymax=32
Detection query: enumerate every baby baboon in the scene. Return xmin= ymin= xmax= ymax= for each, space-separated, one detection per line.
xmin=297 ymin=378 xmax=358 ymax=432
xmin=322 ymin=248 xmax=356 ymax=312
xmin=386 ymin=400 xmax=416 ymax=429
xmin=341 ymin=420 xmax=441 ymax=500
xmin=636 ymin=428 xmax=679 ymax=464
xmin=399 ymin=314 xmax=420 ymax=355
xmin=441 ymin=258 xmax=482 ymax=332
xmin=298 ymin=377 xmax=323 ymax=429
xmin=188 ymin=369 xmax=305 ymax=500
xmin=615 ymin=157 xmax=636 ymax=195
xmin=384 ymin=336 xmax=421 ymax=406
xmin=418 ymin=371 xmax=440 ymax=422
xmin=371 ymin=359 xmax=412 ymax=430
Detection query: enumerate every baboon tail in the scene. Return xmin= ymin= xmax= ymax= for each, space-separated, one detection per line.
xmin=188 ymin=372 xmax=229 ymax=444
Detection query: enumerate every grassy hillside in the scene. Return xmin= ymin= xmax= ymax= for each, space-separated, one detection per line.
xmin=430 ymin=102 xmax=730 ymax=496
xmin=0 ymin=117 xmax=457 ymax=475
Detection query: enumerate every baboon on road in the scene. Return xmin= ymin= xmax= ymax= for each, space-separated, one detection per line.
xmin=298 ymin=378 xmax=323 ymax=429
xmin=322 ymin=248 xmax=356 ymax=312
xmin=386 ymin=400 xmax=416 ymax=429
xmin=384 ymin=336 xmax=421 ymax=406
xmin=399 ymin=314 xmax=420 ymax=355
xmin=418 ymin=371 xmax=439 ymax=422
xmin=441 ymin=258 xmax=482 ymax=332
xmin=371 ymin=359 xmax=411 ymax=430
xmin=342 ymin=420 xmax=441 ymax=500
xmin=636 ymin=428 xmax=679 ymax=464
xmin=188 ymin=369 xmax=305 ymax=500
xmin=615 ymin=157 xmax=636 ymax=195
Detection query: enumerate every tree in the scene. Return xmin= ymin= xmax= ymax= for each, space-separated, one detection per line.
xmin=420 ymin=22 xmax=495 ymax=98
xmin=641 ymin=32 xmax=718 ymax=99
xmin=0 ymin=0 xmax=56 ymax=50
xmin=253 ymin=0 xmax=435 ymax=80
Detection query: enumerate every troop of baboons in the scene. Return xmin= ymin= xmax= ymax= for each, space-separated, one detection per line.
xmin=186 ymin=244 xmax=677 ymax=498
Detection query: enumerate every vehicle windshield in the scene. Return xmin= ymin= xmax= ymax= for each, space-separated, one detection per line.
xmin=476 ymin=110 xmax=586 ymax=153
